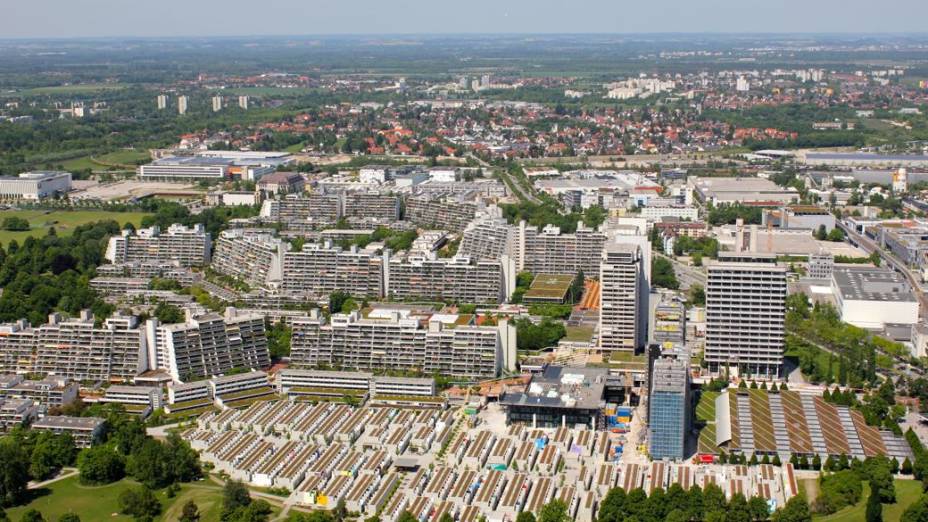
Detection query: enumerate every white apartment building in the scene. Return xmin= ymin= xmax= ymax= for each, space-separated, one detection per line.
xmin=359 ymin=166 xmax=391 ymax=184
xmin=343 ymin=192 xmax=400 ymax=221
xmin=31 ymin=416 xmax=105 ymax=448
xmin=276 ymin=369 xmax=374 ymax=395
xmin=705 ymin=253 xmax=787 ymax=378
xmin=101 ymin=385 xmax=162 ymax=413
xmin=167 ymin=380 xmax=211 ymax=404
xmin=178 ymin=95 xmax=188 ymax=115
xmin=260 ymin=195 xmax=341 ymax=223
xmin=209 ymin=371 xmax=270 ymax=398
xmin=290 ymin=309 xmax=516 ymax=379
xmin=385 ymin=254 xmax=515 ymax=304
xmin=599 ymin=244 xmax=643 ymax=353
xmin=145 ymin=308 xmax=270 ymax=382
xmin=370 ymin=376 xmax=436 ymax=397
xmin=105 ymin=223 xmax=211 ymax=267
xmin=405 ymin=196 xmax=479 ymax=232
xmin=280 ymin=243 xmax=385 ymax=298
xmin=211 ymin=229 xmax=286 ymax=288
xmin=639 ymin=206 xmax=699 ymax=222
xmin=521 ymin=222 xmax=608 ymax=276
xmin=0 ymin=171 xmax=72 ymax=200
xmin=459 ymin=217 xmax=521 ymax=262
xmin=428 ymin=167 xmax=457 ymax=183
xmin=0 ymin=311 xmax=147 ymax=382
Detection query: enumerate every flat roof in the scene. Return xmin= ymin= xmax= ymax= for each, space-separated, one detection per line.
xmin=500 ymin=365 xmax=607 ymax=411
xmin=33 ymin=415 xmax=105 ymax=430
xmin=833 ymin=267 xmax=916 ymax=302
xmin=524 ymin=274 xmax=574 ymax=299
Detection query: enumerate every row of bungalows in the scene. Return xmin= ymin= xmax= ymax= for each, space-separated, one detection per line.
xmin=424 ymin=466 xmax=457 ymax=500
xmin=535 ymin=444 xmax=561 ymax=475
xmin=594 ymin=463 xmax=618 ymax=497
xmin=462 ymin=431 xmax=496 ymax=469
xmin=230 ymin=438 xmax=277 ymax=482
xmin=199 ymin=407 xmax=242 ymax=431
xmin=487 ymin=438 xmax=515 ymax=469
xmin=512 ymin=440 xmax=538 ymax=471
xmin=252 ymin=441 xmax=318 ymax=489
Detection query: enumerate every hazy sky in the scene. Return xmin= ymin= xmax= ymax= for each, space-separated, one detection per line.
xmin=4 ymin=0 xmax=928 ymax=38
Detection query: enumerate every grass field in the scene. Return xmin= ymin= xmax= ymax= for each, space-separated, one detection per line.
xmin=0 ymin=210 xmax=151 ymax=246
xmin=564 ymin=325 xmax=594 ymax=342
xmin=5 ymin=476 xmax=226 ymax=521
xmin=812 ymin=479 xmax=922 ymax=522
xmin=0 ymin=83 xmax=127 ymax=97
xmin=60 ymin=149 xmax=152 ymax=171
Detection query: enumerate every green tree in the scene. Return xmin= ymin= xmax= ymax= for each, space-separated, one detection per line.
xmin=652 ymin=257 xmax=680 ymax=289
xmin=0 ymin=439 xmax=30 ymax=506
xmin=866 ymin=490 xmax=883 ymax=522
xmin=153 ymin=301 xmax=184 ymax=324
xmin=515 ymin=512 xmax=537 ymax=522
xmin=902 ymin=493 xmax=928 ymax=521
xmin=30 ymin=433 xmax=76 ymax=481
xmin=57 ymin=514 xmax=80 ymax=522
xmin=19 ymin=510 xmax=44 ymax=522
xmin=773 ymin=495 xmax=812 ymax=522
xmin=78 ymin=445 xmax=125 ymax=485
xmin=396 ymin=512 xmax=417 ymax=522
xmin=328 ymin=291 xmax=351 ymax=314
xmin=118 ymin=486 xmax=161 ymax=520
xmin=539 ymin=500 xmax=569 ymax=522
xmin=1 ymin=217 xmax=30 ymax=232
xmin=688 ymin=284 xmax=706 ymax=306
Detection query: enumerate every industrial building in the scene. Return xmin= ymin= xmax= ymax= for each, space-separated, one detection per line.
xmin=763 ymin=205 xmax=836 ymax=232
xmin=801 ymin=152 xmax=928 ymax=168
xmin=105 ymin=224 xmax=211 ymax=267
xmin=705 ymin=254 xmax=787 ymax=378
xmin=139 ymin=151 xmax=291 ymax=181
xmin=690 ymin=177 xmax=798 ymax=206
xmin=290 ymin=308 xmax=516 ymax=379
xmin=0 ymin=171 xmax=72 ymax=200
xmin=831 ymin=267 xmax=920 ymax=329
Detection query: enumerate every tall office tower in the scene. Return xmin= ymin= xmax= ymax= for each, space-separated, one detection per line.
xmin=238 ymin=95 xmax=249 ymax=110
xmin=177 ymin=95 xmax=188 ymax=115
xmin=599 ymin=243 xmax=642 ymax=353
xmin=705 ymin=253 xmax=787 ymax=378
xmin=156 ymin=94 xmax=167 ymax=110
xmin=648 ymin=355 xmax=691 ymax=461
xmin=211 ymin=95 xmax=222 ymax=112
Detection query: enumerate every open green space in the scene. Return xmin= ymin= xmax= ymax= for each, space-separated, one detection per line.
xmin=564 ymin=325 xmax=595 ymax=342
xmin=813 ymin=479 xmax=922 ymax=522
xmin=0 ymin=210 xmax=151 ymax=246
xmin=0 ymin=83 xmax=127 ymax=97
xmin=4 ymin=475 xmax=226 ymax=521
xmin=60 ymin=149 xmax=152 ymax=171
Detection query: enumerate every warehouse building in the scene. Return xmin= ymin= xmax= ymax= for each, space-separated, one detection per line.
xmin=0 ymin=171 xmax=72 ymax=200
xmin=105 ymin=224 xmax=211 ymax=267
xmin=832 ymin=267 xmax=919 ymax=329
xmin=690 ymin=177 xmax=798 ymax=206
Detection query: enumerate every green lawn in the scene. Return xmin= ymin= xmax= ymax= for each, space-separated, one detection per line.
xmin=5 ymin=475 xmax=283 ymax=521
xmin=564 ymin=325 xmax=594 ymax=342
xmin=60 ymin=149 xmax=151 ymax=171
xmin=813 ymin=479 xmax=922 ymax=522
xmin=0 ymin=210 xmax=151 ymax=246
xmin=0 ymin=83 xmax=127 ymax=97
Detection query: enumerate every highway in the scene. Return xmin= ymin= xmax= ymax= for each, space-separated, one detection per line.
xmin=836 ymin=220 xmax=928 ymax=319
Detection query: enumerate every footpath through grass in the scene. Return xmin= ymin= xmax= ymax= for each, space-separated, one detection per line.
xmin=0 ymin=210 xmax=150 ymax=246
xmin=5 ymin=474 xmax=228 ymax=521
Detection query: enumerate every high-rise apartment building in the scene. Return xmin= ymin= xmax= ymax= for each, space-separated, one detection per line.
xmin=259 ymin=195 xmax=341 ymax=224
xmin=599 ymin=244 xmax=643 ymax=353
xmin=290 ymin=309 xmax=516 ymax=378
xmin=280 ymin=243 xmax=385 ymax=298
xmin=459 ymin=217 xmax=521 ymax=262
xmin=212 ymin=95 xmax=222 ymax=112
xmin=238 ymin=95 xmax=249 ymax=110
xmin=521 ymin=222 xmax=608 ymax=276
xmin=211 ymin=229 xmax=286 ymax=288
xmin=343 ymin=192 xmax=400 ymax=221
xmin=405 ymin=196 xmax=479 ymax=232
xmin=0 ymin=311 xmax=146 ymax=382
xmin=105 ymin=224 xmax=211 ymax=267
xmin=705 ymin=253 xmax=787 ymax=378
xmin=385 ymin=254 xmax=514 ymax=304
xmin=648 ymin=355 xmax=691 ymax=460
xmin=156 ymin=94 xmax=167 ymax=110
xmin=177 ymin=95 xmax=188 ymax=115
xmin=145 ymin=308 xmax=269 ymax=382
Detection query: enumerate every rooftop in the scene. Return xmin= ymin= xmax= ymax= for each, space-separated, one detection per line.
xmin=499 ymin=365 xmax=608 ymax=411
xmin=32 ymin=415 xmax=105 ymax=430
xmin=833 ymin=267 xmax=917 ymax=302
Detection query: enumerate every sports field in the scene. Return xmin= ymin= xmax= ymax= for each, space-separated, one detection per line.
xmin=0 ymin=210 xmax=150 ymax=245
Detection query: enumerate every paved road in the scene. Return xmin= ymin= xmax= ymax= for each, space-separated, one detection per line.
xmin=28 ymin=468 xmax=78 ymax=490
xmin=475 ymin=155 xmax=541 ymax=205
xmin=656 ymin=252 xmax=707 ymax=289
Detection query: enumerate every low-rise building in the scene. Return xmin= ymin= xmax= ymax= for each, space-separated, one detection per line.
xmin=0 ymin=374 xmax=78 ymax=414
xmin=0 ymin=171 xmax=72 ymax=200
xmin=31 ymin=415 xmax=106 ymax=447
xmin=101 ymin=385 xmax=162 ymax=415
xmin=0 ymin=397 xmax=38 ymax=432
xmin=832 ymin=267 xmax=920 ymax=329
